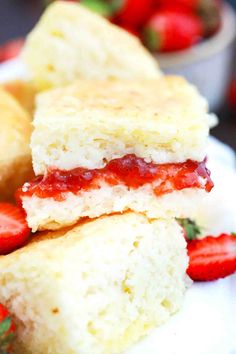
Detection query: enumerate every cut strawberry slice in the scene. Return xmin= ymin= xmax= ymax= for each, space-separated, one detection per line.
xmin=0 ymin=203 xmax=30 ymax=255
xmin=187 ymin=233 xmax=236 ymax=281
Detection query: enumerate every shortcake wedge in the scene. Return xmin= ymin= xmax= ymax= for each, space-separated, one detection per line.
xmin=0 ymin=213 xmax=189 ymax=354
xmin=22 ymin=1 xmax=161 ymax=90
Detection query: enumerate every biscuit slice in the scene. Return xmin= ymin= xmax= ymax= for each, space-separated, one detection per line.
xmin=18 ymin=78 xmax=213 ymax=231
xmin=0 ymin=213 xmax=189 ymax=354
xmin=22 ymin=1 xmax=161 ymax=90
xmin=0 ymin=87 xmax=33 ymax=201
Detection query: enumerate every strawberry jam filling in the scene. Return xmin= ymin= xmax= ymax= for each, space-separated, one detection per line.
xmin=18 ymin=155 xmax=213 ymax=202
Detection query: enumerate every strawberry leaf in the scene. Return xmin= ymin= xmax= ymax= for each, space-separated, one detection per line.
xmin=0 ymin=332 xmax=14 ymax=354
xmin=0 ymin=318 xmax=11 ymax=337
xmin=110 ymin=0 xmax=124 ymax=13
xmin=143 ymin=27 xmax=161 ymax=52
xmin=177 ymin=218 xmax=202 ymax=240
xmin=81 ymin=0 xmax=114 ymax=17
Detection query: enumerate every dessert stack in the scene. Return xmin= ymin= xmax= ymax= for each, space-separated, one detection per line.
xmin=0 ymin=2 xmax=213 ymax=354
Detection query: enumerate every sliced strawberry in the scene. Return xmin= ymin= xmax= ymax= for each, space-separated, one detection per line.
xmin=187 ymin=233 xmax=236 ymax=281
xmin=0 ymin=203 xmax=30 ymax=255
xmin=0 ymin=303 xmax=15 ymax=353
xmin=143 ymin=8 xmax=203 ymax=52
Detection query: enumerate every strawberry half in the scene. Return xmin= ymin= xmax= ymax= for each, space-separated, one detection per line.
xmin=0 ymin=303 xmax=15 ymax=353
xmin=187 ymin=233 xmax=236 ymax=281
xmin=0 ymin=203 xmax=30 ymax=255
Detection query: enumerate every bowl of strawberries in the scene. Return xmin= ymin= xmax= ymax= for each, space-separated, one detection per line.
xmin=147 ymin=1 xmax=236 ymax=111
xmin=77 ymin=0 xmax=236 ymax=110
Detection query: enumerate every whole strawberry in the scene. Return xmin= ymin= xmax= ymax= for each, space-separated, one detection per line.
xmin=187 ymin=233 xmax=236 ymax=281
xmin=111 ymin=0 xmax=153 ymax=27
xmin=154 ymin=0 xmax=219 ymax=11
xmin=228 ymin=78 xmax=236 ymax=109
xmin=153 ymin=0 xmax=221 ymax=37
xmin=143 ymin=8 xmax=203 ymax=52
xmin=0 ymin=38 xmax=24 ymax=63
xmin=0 ymin=203 xmax=30 ymax=255
xmin=197 ymin=0 xmax=221 ymax=37
xmin=0 ymin=304 xmax=15 ymax=353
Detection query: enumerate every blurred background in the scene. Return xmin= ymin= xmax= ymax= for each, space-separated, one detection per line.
xmin=0 ymin=0 xmax=236 ymax=151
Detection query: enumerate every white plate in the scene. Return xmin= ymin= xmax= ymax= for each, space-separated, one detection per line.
xmin=1 ymin=59 xmax=236 ymax=354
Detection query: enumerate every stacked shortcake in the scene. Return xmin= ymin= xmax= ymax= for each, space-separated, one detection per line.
xmin=19 ymin=78 xmax=213 ymax=232
xmin=0 ymin=2 xmax=213 ymax=354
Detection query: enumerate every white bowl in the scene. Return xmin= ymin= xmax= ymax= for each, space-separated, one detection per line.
xmin=156 ymin=3 xmax=236 ymax=111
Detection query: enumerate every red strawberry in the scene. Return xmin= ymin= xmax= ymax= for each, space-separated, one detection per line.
xmin=0 ymin=203 xmax=30 ymax=255
xmin=112 ymin=0 xmax=153 ymax=27
xmin=0 ymin=38 xmax=24 ymax=63
xmin=0 ymin=303 xmax=15 ymax=353
xmin=187 ymin=233 xmax=236 ymax=281
xmin=143 ymin=8 xmax=203 ymax=52
xmin=153 ymin=0 xmax=221 ymax=37
xmin=228 ymin=78 xmax=236 ymax=108
xmin=153 ymin=0 xmax=220 ymax=12
xmin=118 ymin=23 xmax=140 ymax=37
xmin=197 ymin=0 xmax=221 ymax=37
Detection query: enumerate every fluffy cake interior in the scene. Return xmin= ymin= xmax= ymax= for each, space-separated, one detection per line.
xmin=0 ymin=213 xmax=189 ymax=354
xmin=22 ymin=186 xmax=207 ymax=232
xmin=31 ymin=77 xmax=211 ymax=175
xmin=22 ymin=1 xmax=161 ymax=90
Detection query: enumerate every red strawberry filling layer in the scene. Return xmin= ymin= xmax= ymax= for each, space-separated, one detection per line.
xmin=18 ymin=154 xmax=213 ymax=202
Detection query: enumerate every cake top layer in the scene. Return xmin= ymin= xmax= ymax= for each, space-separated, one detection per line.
xmin=22 ymin=1 xmax=161 ymax=90
xmin=35 ymin=76 xmax=207 ymax=122
xmin=0 ymin=212 xmax=185 ymax=266
xmin=31 ymin=77 xmax=211 ymax=173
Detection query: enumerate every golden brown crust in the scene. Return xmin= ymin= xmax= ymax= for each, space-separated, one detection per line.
xmin=2 ymin=80 xmax=37 ymax=117
xmin=0 ymin=88 xmax=33 ymax=201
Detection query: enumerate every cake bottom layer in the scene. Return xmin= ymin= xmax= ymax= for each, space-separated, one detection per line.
xmin=0 ymin=213 xmax=189 ymax=354
xmin=22 ymin=184 xmax=207 ymax=231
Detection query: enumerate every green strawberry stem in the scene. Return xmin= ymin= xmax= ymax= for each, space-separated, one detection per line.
xmin=0 ymin=318 xmax=11 ymax=338
xmin=177 ymin=218 xmax=202 ymax=240
xmin=110 ymin=0 xmax=124 ymax=13
xmin=143 ymin=28 xmax=162 ymax=52
xmin=80 ymin=0 xmax=114 ymax=16
xmin=0 ymin=317 xmax=14 ymax=354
